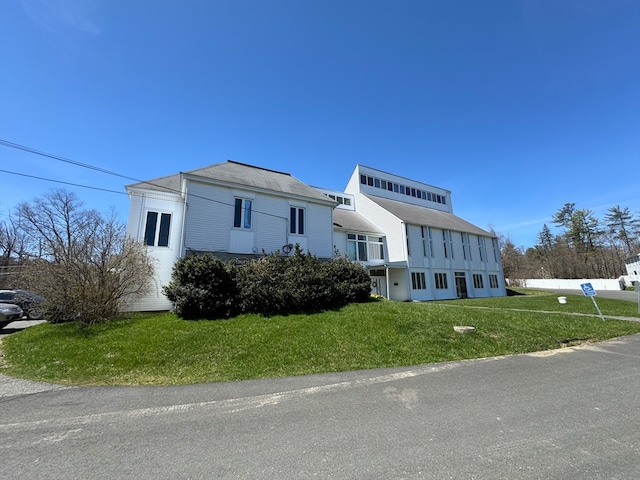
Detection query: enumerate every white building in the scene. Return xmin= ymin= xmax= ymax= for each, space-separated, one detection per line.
xmin=126 ymin=161 xmax=506 ymax=310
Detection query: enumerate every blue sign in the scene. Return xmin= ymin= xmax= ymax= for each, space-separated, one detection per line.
xmin=580 ymin=283 xmax=597 ymax=297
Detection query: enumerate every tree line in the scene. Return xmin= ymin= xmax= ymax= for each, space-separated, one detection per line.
xmin=498 ymin=203 xmax=640 ymax=282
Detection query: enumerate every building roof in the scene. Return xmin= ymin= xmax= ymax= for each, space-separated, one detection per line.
xmin=127 ymin=160 xmax=333 ymax=203
xmin=333 ymin=208 xmax=383 ymax=234
xmin=364 ymin=194 xmax=494 ymax=237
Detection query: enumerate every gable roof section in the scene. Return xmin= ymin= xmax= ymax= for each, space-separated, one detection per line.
xmin=364 ymin=194 xmax=494 ymax=237
xmin=127 ymin=161 xmax=333 ymax=204
xmin=333 ymin=208 xmax=383 ymax=234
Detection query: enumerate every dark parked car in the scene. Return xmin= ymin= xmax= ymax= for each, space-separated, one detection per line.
xmin=0 ymin=303 xmax=24 ymax=328
xmin=0 ymin=290 xmax=45 ymax=320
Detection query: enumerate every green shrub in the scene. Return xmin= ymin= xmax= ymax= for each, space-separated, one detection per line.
xmin=163 ymin=254 xmax=238 ymax=320
xmin=236 ymin=247 xmax=371 ymax=315
xmin=165 ymin=247 xmax=373 ymax=319
xmin=235 ymin=252 xmax=289 ymax=315
xmin=325 ymin=256 xmax=372 ymax=305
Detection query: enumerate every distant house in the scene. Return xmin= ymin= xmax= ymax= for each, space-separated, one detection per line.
xmin=126 ymin=161 xmax=506 ymax=310
xmin=624 ymin=253 xmax=640 ymax=286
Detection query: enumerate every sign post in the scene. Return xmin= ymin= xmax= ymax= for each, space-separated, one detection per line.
xmin=580 ymin=282 xmax=605 ymax=321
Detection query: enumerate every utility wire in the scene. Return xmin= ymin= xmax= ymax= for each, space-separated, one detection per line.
xmin=0 ymin=169 xmax=128 ymax=195
xmin=0 ymin=140 xmax=293 ymax=222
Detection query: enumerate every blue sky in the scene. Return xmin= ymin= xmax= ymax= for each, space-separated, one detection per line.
xmin=1 ymin=0 xmax=638 ymax=249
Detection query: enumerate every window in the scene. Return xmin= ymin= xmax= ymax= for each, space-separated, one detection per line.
xmin=347 ymin=234 xmax=366 ymax=261
xmin=347 ymin=234 xmax=384 ymax=262
xmin=360 ymin=174 xmax=367 ymax=184
xmin=442 ymin=230 xmax=453 ymax=259
xmin=374 ymin=178 xmax=380 ymax=188
xmin=434 ymin=273 xmax=448 ymax=289
xmin=461 ymin=232 xmax=471 ymax=260
xmin=492 ymin=238 xmax=500 ymax=263
xmin=478 ymin=236 xmax=487 ymax=262
xmin=367 ymin=176 xmax=374 ymax=186
xmin=369 ymin=236 xmax=384 ymax=260
xmin=473 ymin=274 xmax=484 ymax=289
xmin=234 ymin=198 xmax=252 ymax=229
xmin=387 ymin=182 xmax=394 ymax=192
xmin=489 ymin=274 xmax=500 ymax=289
xmin=290 ymin=207 xmax=305 ymax=235
xmin=411 ymin=272 xmax=427 ymax=290
xmin=144 ymin=211 xmax=171 ymax=247
xmin=393 ymin=183 xmax=399 ymax=193
xmin=422 ymin=226 xmax=433 ymax=257
xmin=405 ymin=224 xmax=411 ymax=256
xmin=399 ymin=185 xmax=405 ymax=194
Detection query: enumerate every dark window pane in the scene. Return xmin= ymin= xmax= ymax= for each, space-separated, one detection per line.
xmin=144 ymin=212 xmax=158 ymax=246
xmin=298 ymin=209 xmax=304 ymax=235
xmin=158 ymin=213 xmax=171 ymax=247
xmin=234 ymin=199 xmax=242 ymax=228
xmin=290 ymin=207 xmax=296 ymax=234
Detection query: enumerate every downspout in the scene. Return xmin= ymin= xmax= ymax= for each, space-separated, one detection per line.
xmin=385 ymin=265 xmax=390 ymax=300
xmin=178 ymin=174 xmax=188 ymax=257
xmin=402 ymin=222 xmax=412 ymax=301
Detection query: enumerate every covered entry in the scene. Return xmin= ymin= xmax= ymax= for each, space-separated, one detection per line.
xmin=368 ymin=262 xmax=408 ymax=301
xmin=455 ymin=271 xmax=468 ymax=298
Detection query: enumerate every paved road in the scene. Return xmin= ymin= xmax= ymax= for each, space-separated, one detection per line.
xmin=2 ymin=334 xmax=640 ymax=479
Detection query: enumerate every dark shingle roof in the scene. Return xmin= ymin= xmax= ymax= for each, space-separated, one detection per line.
xmin=365 ymin=194 xmax=494 ymax=237
xmin=127 ymin=161 xmax=333 ymax=203
xmin=333 ymin=209 xmax=382 ymax=234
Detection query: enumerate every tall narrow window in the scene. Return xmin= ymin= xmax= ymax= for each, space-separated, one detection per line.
xmin=144 ymin=212 xmax=158 ymax=246
xmin=290 ymin=207 xmax=305 ymax=235
xmin=405 ymin=224 xmax=411 ymax=257
xmin=157 ymin=213 xmax=171 ymax=247
xmin=478 ymin=236 xmax=487 ymax=262
xmin=144 ymin=211 xmax=171 ymax=247
xmin=461 ymin=232 xmax=471 ymax=260
xmin=492 ymin=238 xmax=500 ymax=263
xmin=234 ymin=199 xmax=252 ymax=229
xmin=442 ymin=230 xmax=453 ymax=259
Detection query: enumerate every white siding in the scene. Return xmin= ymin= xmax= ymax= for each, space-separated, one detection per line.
xmin=125 ymin=188 xmax=184 ymax=311
xmin=256 ymin=194 xmax=288 ymax=254
xmin=305 ymin=203 xmax=334 ymax=258
xmin=354 ymin=193 xmax=406 ymax=262
xmin=183 ymin=181 xmax=233 ymax=253
xmin=333 ymin=230 xmax=348 ymax=258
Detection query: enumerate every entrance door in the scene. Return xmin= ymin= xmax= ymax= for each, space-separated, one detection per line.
xmin=455 ymin=272 xmax=468 ymax=298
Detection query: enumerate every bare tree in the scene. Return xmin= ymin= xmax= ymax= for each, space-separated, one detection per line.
xmin=15 ymin=190 xmax=155 ymax=324
xmin=0 ymin=215 xmax=29 ymax=288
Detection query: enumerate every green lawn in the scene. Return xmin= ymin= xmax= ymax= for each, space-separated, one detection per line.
xmin=2 ymin=291 xmax=639 ymax=386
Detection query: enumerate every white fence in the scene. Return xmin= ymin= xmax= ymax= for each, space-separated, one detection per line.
xmin=518 ymin=278 xmax=624 ymax=291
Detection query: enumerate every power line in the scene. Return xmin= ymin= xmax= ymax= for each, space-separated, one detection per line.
xmin=0 ymin=139 xmax=291 ymax=222
xmin=0 ymin=169 xmax=128 ymax=195
xmin=0 ymin=139 xmax=138 ymax=182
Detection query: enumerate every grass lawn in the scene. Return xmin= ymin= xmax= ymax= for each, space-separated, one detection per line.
xmin=1 ymin=289 xmax=639 ymax=386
